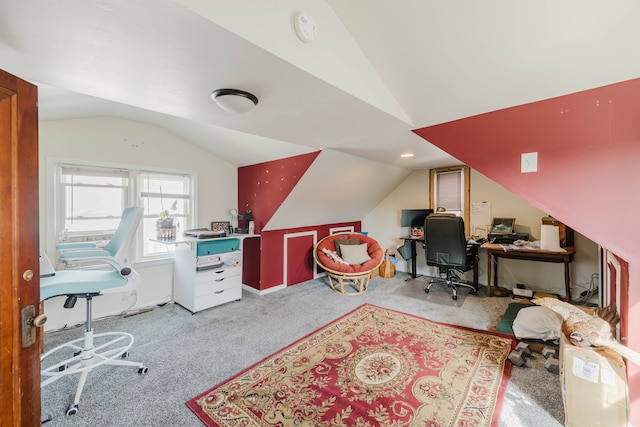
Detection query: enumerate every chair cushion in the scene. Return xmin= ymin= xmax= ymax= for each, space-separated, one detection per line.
xmin=316 ymin=233 xmax=383 ymax=274
xmin=40 ymin=270 xmax=129 ymax=301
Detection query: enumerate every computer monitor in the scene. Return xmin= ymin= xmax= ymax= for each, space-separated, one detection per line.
xmin=401 ymin=209 xmax=434 ymax=228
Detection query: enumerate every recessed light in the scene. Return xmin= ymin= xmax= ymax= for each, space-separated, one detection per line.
xmin=401 ymin=153 xmax=414 ymax=158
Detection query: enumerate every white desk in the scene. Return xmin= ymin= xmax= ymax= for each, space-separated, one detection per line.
xmin=154 ymin=234 xmax=256 ymax=313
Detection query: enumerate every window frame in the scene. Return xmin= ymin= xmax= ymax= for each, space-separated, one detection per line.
xmin=429 ymin=165 xmax=470 ymax=235
xmin=138 ymin=169 xmax=195 ymax=260
xmin=57 ymin=163 xmax=132 ymax=242
xmin=49 ymin=158 xmax=197 ymax=265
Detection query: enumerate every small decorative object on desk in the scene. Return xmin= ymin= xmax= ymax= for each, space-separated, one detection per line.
xmin=156 ymin=187 xmax=178 ymax=240
xmin=156 ymin=210 xmax=177 ymax=240
xmin=236 ymin=209 xmax=254 ymax=234
xmin=211 ymin=221 xmax=230 ymax=235
xmin=491 ymin=217 xmax=515 ymax=234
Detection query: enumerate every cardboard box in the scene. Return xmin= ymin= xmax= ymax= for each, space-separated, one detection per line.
xmin=560 ymin=334 xmax=629 ymax=426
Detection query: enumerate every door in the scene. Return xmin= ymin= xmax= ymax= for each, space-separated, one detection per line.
xmin=0 ymin=69 xmax=42 ymax=426
xmin=284 ymin=232 xmax=316 ymax=286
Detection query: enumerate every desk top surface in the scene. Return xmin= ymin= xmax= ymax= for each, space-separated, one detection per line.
xmin=481 ymin=242 xmax=575 ymax=255
xmin=152 ymin=233 xmax=259 ymax=245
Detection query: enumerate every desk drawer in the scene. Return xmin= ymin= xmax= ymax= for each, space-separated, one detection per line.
xmin=196 ymin=265 xmax=240 ymax=284
xmin=194 ymin=286 xmax=242 ymax=312
xmin=195 ymin=273 xmax=241 ymax=297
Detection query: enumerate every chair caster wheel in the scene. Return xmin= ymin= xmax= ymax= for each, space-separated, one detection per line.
xmin=452 ymin=295 xmax=458 ymax=300
xmin=424 ymin=288 xmax=430 ymax=293
xmin=57 ymin=363 xmax=68 ymax=372
xmin=121 ymin=351 xmax=130 ymax=358
xmin=138 ymin=366 xmax=149 ymax=374
xmin=66 ymin=404 xmax=78 ymax=416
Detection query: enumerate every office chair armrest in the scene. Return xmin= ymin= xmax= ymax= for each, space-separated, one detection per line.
xmin=61 ymin=253 xmax=128 ymax=269
xmin=56 ymin=242 xmax=99 ymax=252
xmin=59 ymin=248 xmax=112 ymax=261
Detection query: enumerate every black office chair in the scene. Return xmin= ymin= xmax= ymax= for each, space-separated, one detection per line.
xmin=424 ymin=214 xmax=479 ymax=300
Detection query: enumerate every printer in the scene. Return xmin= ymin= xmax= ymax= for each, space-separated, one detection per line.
xmin=488 ymin=232 xmax=529 ymax=244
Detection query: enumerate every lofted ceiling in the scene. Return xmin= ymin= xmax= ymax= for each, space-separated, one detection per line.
xmin=1 ymin=1 xmax=638 ymax=170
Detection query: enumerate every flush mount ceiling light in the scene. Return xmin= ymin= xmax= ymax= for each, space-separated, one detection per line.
xmin=211 ymin=89 xmax=258 ymax=113
xmin=401 ymin=153 xmax=414 ymax=158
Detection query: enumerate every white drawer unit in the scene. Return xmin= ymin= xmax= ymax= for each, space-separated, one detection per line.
xmin=173 ymin=236 xmax=246 ymax=313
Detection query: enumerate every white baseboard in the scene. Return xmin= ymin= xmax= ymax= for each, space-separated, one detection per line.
xmin=242 ymin=283 xmax=286 ymax=296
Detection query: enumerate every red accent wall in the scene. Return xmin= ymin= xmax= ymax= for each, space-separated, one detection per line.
xmin=237 ymin=150 xmax=362 ymax=290
xmin=238 ymin=151 xmax=320 ymax=233
xmin=249 ymin=222 xmax=361 ymax=291
xmin=413 ymin=78 xmax=640 ymax=424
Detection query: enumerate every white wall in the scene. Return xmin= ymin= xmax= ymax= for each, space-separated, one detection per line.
xmin=364 ymin=168 xmax=600 ymax=297
xmin=363 ymin=169 xmax=431 ymax=274
xmin=39 ymin=117 xmax=238 ymax=331
xmin=265 ymin=149 xmax=410 ymax=230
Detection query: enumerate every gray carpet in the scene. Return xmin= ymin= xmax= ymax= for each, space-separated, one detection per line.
xmin=41 ymin=272 xmax=564 ymax=426
xmin=395 ymin=276 xmax=472 ymax=307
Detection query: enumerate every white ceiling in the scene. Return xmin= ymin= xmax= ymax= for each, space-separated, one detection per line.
xmin=1 ymin=0 xmax=639 ymax=170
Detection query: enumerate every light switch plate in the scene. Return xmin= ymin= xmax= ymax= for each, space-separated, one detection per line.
xmin=521 ymin=152 xmax=538 ymax=173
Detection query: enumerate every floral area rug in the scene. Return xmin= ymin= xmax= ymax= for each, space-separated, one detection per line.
xmin=187 ymin=304 xmax=515 ymax=427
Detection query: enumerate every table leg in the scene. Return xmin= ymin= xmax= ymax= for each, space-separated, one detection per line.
xmin=564 ymin=261 xmax=571 ymax=302
xmin=471 ymin=245 xmax=480 ymax=294
xmin=486 ymin=251 xmax=492 ymax=297
xmin=410 ymin=240 xmax=418 ymax=279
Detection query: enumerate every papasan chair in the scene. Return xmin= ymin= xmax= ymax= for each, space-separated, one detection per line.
xmin=313 ymin=233 xmax=384 ymax=295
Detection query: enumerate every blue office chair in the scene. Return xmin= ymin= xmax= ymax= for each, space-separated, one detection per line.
xmin=57 ymin=206 xmax=143 ymax=268
xmin=42 ymin=207 xmax=147 ymax=416
xmin=423 ymin=214 xmax=479 ymax=300
xmin=40 ymin=261 xmax=148 ymax=416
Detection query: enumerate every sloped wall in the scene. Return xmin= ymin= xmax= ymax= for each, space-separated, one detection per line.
xmin=414 ymin=79 xmax=640 ymax=262
xmin=413 ymin=78 xmax=640 ymax=424
xmin=238 ymin=149 xmax=411 ymax=291
xmin=240 ymin=149 xmax=411 ymax=231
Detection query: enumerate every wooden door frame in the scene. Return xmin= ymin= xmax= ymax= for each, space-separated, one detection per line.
xmin=0 ymin=69 xmax=41 ymax=426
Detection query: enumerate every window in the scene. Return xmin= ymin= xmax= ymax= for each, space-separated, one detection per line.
xmin=55 ymin=161 xmax=195 ymax=262
xmin=430 ymin=165 xmax=470 ymax=234
xmin=59 ymin=164 xmax=130 ymax=241
xmin=139 ymin=171 xmax=192 ymax=257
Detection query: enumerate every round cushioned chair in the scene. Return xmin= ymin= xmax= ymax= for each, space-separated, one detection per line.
xmin=313 ymin=233 xmax=384 ymax=295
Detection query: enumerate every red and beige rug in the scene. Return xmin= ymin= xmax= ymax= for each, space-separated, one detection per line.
xmin=187 ymin=304 xmax=515 ymax=427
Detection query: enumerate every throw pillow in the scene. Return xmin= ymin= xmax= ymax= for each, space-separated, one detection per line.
xmin=333 ymin=237 xmax=360 ymax=257
xmin=340 ymin=243 xmax=371 ymax=265
xmin=321 ymin=247 xmax=349 ymax=265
